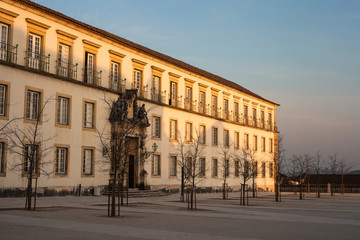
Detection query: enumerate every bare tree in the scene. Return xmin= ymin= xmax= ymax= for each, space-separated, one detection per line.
xmin=179 ymin=130 xmax=205 ymax=209
xmin=273 ymin=134 xmax=285 ymax=202
xmin=338 ymin=157 xmax=352 ymax=195
xmin=7 ymin=97 xmax=54 ymax=210
xmin=233 ymin=146 xmax=257 ymax=205
xmin=177 ymin=133 xmax=186 ymax=202
xmin=218 ymin=144 xmax=232 ymax=199
xmin=327 ymin=153 xmax=338 ymax=196
xmin=289 ymin=153 xmax=313 ymax=200
xmin=96 ymin=91 xmax=150 ymax=216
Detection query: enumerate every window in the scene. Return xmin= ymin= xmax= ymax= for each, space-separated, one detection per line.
xmin=234 ymin=102 xmax=239 ymax=122
xmin=212 ymin=158 xmax=218 ymax=177
xmin=211 ymin=95 xmax=217 ymax=117
xmin=235 ymin=132 xmax=240 ymax=149
xmin=254 ymin=161 xmax=258 ymax=176
xmin=269 ymin=162 xmax=274 ymax=177
xmin=170 ymin=156 xmax=177 ymax=176
xmin=235 ymin=160 xmax=240 ymax=177
xmin=24 ymin=144 xmax=39 ymax=174
xmin=223 ymin=99 xmax=229 ymax=120
xmin=133 ymin=69 xmax=142 ymax=89
xmin=85 ymin=52 xmax=95 ymax=84
xmin=82 ymin=149 xmax=93 ymax=175
xmin=224 ymin=130 xmax=229 ymax=147
xmin=26 ymin=90 xmax=40 ymax=121
xmin=268 ymin=113 xmax=272 ymax=129
xmin=185 ymin=157 xmax=192 ymax=177
xmin=55 ymin=147 xmax=68 ymax=175
xmin=261 ymin=137 xmax=266 ymax=152
xmin=169 ymin=119 xmax=177 ymax=140
xmin=253 ymin=135 xmax=258 ymax=151
xmin=58 ymin=43 xmax=70 ymax=77
xmin=152 ymin=154 xmax=160 ymax=176
xmin=244 ymin=134 xmax=249 ymax=150
xmin=27 ymin=33 xmax=42 ymax=70
xmin=199 ymin=91 xmax=206 ymax=114
xmin=225 ymin=159 xmax=230 ymax=177
xmin=252 ymin=108 xmax=257 ymax=126
xmin=185 ymin=86 xmax=192 ymax=110
xmin=169 ymin=81 xmax=177 ymax=106
xmin=212 ymin=127 xmax=218 ymax=146
xmin=110 ymin=61 xmax=120 ymax=90
xmin=0 ymin=142 xmax=5 ymax=175
xmin=270 ymin=139 xmax=273 ymax=153
xmin=199 ymin=125 xmax=206 ymax=144
xmin=243 ymin=105 xmax=248 ymax=124
xmin=261 ymin=110 xmax=265 ymax=127
xmin=0 ymin=84 xmax=7 ymax=117
xmin=262 ymin=162 xmax=266 ymax=178
xmin=0 ymin=23 xmax=9 ymax=61
xmin=185 ymin=122 xmax=192 ymax=142
xmin=152 ymin=116 xmax=161 ymax=138
xmin=84 ymin=101 xmax=95 ymax=128
xmin=57 ymin=96 xmax=69 ymax=125
xmin=152 ymin=76 xmax=161 ymax=101
xmin=197 ymin=158 xmax=204 ymax=177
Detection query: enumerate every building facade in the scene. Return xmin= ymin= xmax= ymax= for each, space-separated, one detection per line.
xmin=0 ymin=0 xmax=279 ymax=195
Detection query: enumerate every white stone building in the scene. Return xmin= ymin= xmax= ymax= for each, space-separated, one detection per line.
xmin=0 ymin=0 xmax=279 ymax=195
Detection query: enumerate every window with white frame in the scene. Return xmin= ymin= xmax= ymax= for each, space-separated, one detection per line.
xmin=212 ymin=127 xmax=218 ymax=146
xmin=58 ymin=43 xmax=70 ymax=77
xmin=253 ymin=135 xmax=258 ymax=151
xmin=252 ymin=108 xmax=257 ymax=125
xmin=57 ymin=96 xmax=69 ymax=125
xmin=269 ymin=162 xmax=274 ymax=177
xmin=0 ymin=84 xmax=7 ymax=116
xmin=0 ymin=23 xmax=9 ymax=61
xmin=82 ymin=149 xmax=93 ymax=175
xmin=199 ymin=91 xmax=205 ymax=113
xmin=185 ymin=122 xmax=192 ymax=142
xmin=235 ymin=132 xmax=240 ymax=149
xmin=152 ymin=116 xmax=161 ymax=138
xmin=224 ymin=130 xmax=229 ymax=147
xmin=224 ymin=99 xmax=229 ymax=119
xmin=55 ymin=147 xmax=67 ymax=175
xmin=170 ymin=155 xmax=177 ymax=176
xmin=84 ymin=102 xmax=94 ymax=128
xmin=212 ymin=158 xmax=218 ymax=177
xmin=199 ymin=157 xmax=206 ymax=177
xmin=234 ymin=102 xmax=239 ymax=122
xmin=225 ymin=159 xmax=230 ymax=177
xmin=235 ymin=160 xmax=240 ymax=177
xmin=199 ymin=125 xmax=206 ymax=144
xmin=26 ymin=90 xmax=40 ymax=120
xmin=244 ymin=133 xmax=249 ymax=150
xmin=152 ymin=76 xmax=160 ymax=101
xmin=262 ymin=137 xmax=266 ymax=152
xmin=244 ymin=105 xmax=248 ymax=123
xmin=170 ymin=81 xmax=177 ymax=106
xmin=262 ymin=162 xmax=266 ymax=177
xmin=27 ymin=33 xmax=42 ymax=70
xmin=24 ymin=144 xmax=39 ymax=174
xmin=211 ymin=95 xmax=217 ymax=116
xmin=110 ymin=61 xmax=119 ymax=89
xmin=152 ymin=154 xmax=160 ymax=176
xmin=185 ymin=86 xmax=192 ymax=109
xmin=170 ymin=119 xmax=177 ymax=140
xmin=133 ymin=69 xmax=142 ymax=89
xmin=85 ymin=52 xmax=95 ymax=84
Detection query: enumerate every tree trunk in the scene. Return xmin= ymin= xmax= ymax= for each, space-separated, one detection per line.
xmin=26 ymin=176 xmax=32 ymax=210
xmin=252 ymin=176 xmax=255 ymax=198
xmin=180 ymin=166 xmax=184 ymax=202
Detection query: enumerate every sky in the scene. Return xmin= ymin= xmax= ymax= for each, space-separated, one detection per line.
xmin=32 ymin=0 xmax=360 ymax=169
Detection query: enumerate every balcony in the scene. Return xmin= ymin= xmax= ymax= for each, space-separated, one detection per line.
xmin=169 ymin=96 xmax=182 ymax=108
xmin=223 ymin=109 xmax=229 ymax=121
xmin=131 ymin=83 xmax=148 ymax=99
xmin=25 ymin=51 xmax=50 ymax=72
xmin=151 ymin=90 xmax=166 ymax=104
xmin=184 ymin=98 xmax=193 ymax=111
xmin=83 ymin=67 xmax=102 ymax=86
xmin=56 ymin=60 xmax=78 ymax=80
xmin=109 ymin=77 xmax=126 ymax=93
xmin=0 ymin=43 xmax=18 ymax=64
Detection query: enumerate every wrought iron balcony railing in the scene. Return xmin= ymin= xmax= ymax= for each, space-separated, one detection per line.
xmin=0 ymin=42 xmax=18 ymax=64
xmin=131 ymin=83 xmax=148 ymax=99
xmin=56 ymin=60 xmax=78 ymax=80
xmin=169 ymin=96 xmax=182 ymax=108
xmin=83 ymin=67 xmax=102 ymax=86
xmin=25 ymin=51 xmax=50 ymax=72
xmin=109 ymin=77 xmax=126 ymax=93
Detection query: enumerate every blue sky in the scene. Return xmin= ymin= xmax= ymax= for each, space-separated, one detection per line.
xmin=33 ymin=0 xmax=360 ymax=169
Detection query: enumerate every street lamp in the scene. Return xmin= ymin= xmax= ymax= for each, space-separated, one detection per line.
xmin=146 ymin=142 xmax=158 ymax=158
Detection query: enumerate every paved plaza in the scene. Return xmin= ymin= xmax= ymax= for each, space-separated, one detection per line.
xmin=0 ymin=192 xmax=359 ymax=239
